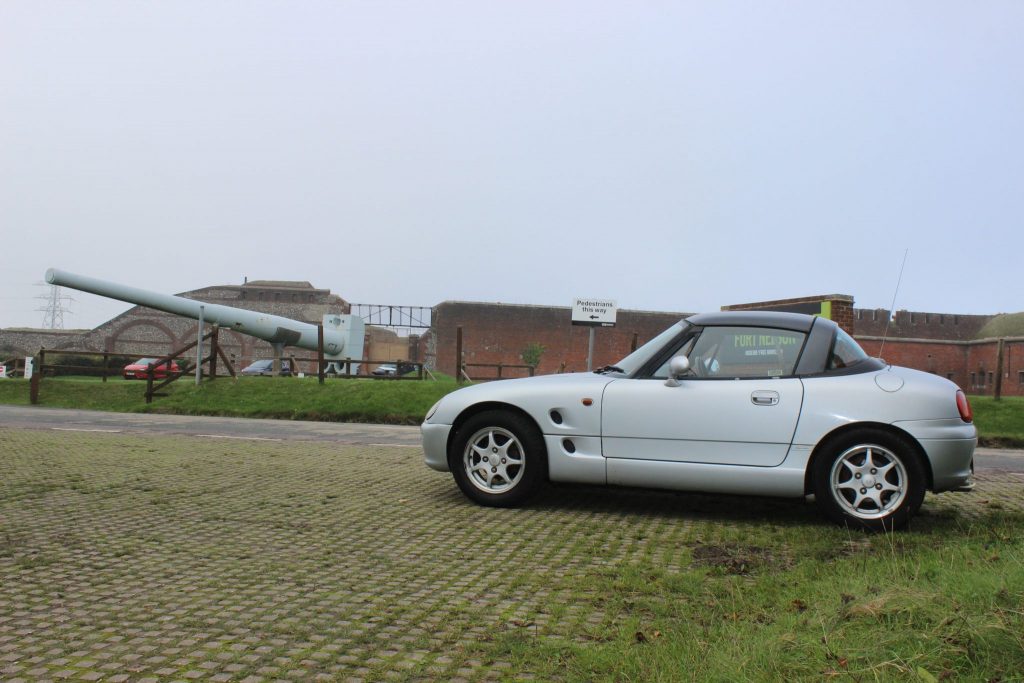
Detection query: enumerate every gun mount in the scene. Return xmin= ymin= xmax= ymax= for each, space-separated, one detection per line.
xmin=44 ymin=268 xmax=364 ymax=367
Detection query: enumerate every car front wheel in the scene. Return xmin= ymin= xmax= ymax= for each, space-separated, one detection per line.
xmin=449 ymin=410 xmax=546 ymax=507
xmin=812 ymin=429 xmax=926 ymax=531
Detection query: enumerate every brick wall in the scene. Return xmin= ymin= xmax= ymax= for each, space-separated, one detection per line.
xmin=856 ymin=337 xmax=970 ymax=388
xmin=430 ymin=296 xmax=1023 ymax=396
xmin=967 ymin=340 xmax=1024 ymax=396
xmin=430 ymin=301 xmax=688 ymax=377
xmin=854 ymin=336 xmax=1024 ymax=396
xmin=722 ymin=294 xmax=855 ymax=334
xmin=853 ymin=309 xmax=993 ymax=341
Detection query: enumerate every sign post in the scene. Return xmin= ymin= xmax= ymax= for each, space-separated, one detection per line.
xmin=571 ymin=298 xmax=617 ymax=371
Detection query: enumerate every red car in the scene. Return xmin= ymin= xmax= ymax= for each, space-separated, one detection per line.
xmin=122 ymin=358 xmax=181 ymax=380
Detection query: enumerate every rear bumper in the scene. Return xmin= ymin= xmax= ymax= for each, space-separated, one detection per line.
xmin=894 ymin=418 xmax=977 ymax=493
xmin=923 ymin=437 xmax=978 ymax=492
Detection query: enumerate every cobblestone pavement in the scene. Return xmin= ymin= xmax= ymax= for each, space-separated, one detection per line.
xmin=2 ymin=427 xmax=1022 ymax=682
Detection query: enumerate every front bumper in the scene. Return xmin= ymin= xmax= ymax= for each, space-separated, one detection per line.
xmin=421 ymin=422 xmax=453 ymax=472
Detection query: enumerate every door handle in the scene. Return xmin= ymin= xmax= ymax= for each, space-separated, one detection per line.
xmin=751 ymin=390 xmax=779 ymax=406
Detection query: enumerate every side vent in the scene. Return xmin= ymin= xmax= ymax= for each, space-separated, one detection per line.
xmin=562 ymin=438 xmax=576 ymax=454
xmin=550 ymin=410 xmax=563 ymax=425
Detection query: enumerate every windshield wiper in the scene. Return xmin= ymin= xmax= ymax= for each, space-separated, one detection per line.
xmin=594 ymin=365 xmax=625 ymax=375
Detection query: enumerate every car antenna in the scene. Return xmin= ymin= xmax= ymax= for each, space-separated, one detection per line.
xmin=877 ymin=248 xmax=909 ymax=362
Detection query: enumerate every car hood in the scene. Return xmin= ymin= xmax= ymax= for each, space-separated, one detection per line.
xmin=427 ymin=372 xmax=617 ymax=436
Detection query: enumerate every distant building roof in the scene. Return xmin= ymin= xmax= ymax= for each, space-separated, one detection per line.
xmin=975 ymin=313 xmax=1024 ymax=339
xmin=242 ymin=280 xmax=316 ymax=289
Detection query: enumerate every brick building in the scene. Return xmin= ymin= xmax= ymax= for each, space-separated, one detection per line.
xmin=4 ymin=281 xmax=1021 ymax=395
xmin=855 ymin=311 xmax=1024 ymax=397
xmin=722 ymin=294 xmax=855 ymax=333
xmin=420 ymin=294 xmax=1022 ymax=397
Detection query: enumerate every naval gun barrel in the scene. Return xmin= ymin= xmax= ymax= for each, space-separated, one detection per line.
xmin=45 ymin=267 xmax=350 ymax=357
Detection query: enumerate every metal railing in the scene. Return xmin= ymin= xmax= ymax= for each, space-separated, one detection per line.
xmin=29 ymin=326 xmax=236 ymax=404
xmin=461 ymin=362 xmax=535 ymax=382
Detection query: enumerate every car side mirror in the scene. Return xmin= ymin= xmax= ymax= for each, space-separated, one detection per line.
xmin=664 ymin=355 xmax=690 ymax=387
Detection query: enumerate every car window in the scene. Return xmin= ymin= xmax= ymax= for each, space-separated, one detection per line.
xmin=828 ymin=327 xmax=870 ymax=370
xmin=613 ymin=322 xmax=690 ymax=376
xmin=686 ymin=326 xmax=806 ymax=379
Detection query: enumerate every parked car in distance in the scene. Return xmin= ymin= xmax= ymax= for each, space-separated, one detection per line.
xmin=123 ymin=358 xmax=181 ymax=380
xmin=421 ymin=311 xmax=977 ymax=531
xmin=240 ymin=359 xmax=292 ymax=376
xmin=372 ymin=362 xmax=416 ymax=377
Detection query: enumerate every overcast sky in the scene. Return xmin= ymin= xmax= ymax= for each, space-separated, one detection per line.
xmin=1 ymin=1 xmax=1021 ymax=330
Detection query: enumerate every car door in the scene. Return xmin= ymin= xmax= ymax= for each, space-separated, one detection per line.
xmin=601 ymin=325 xmax=806 ymax=467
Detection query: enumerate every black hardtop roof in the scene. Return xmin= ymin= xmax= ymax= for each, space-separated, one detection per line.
xmin=685 ymin=310 xmax=836 ymax=333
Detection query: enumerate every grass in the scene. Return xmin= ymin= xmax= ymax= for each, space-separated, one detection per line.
xmin=1 ymin=376 xmax=1021 ymax=444
xmin=0 ymin=374 xmax=460 ymax=424
xmin=969 ymin=395 xmax=1024 ymax=447
xmin=474 ymin=517 xmax=1024 ymax=681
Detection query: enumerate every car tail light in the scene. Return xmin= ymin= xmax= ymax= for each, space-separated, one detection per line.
xmin=956 ymin=390 xmax=973 ymax=423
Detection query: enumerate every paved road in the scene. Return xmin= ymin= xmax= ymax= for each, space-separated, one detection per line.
xmin=0 ymin=405 xmax=421 ymax=446
xmin=1 ymin=404 xmax=1021 ymax=472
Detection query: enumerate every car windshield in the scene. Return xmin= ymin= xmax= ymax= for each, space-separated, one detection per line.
xmin=133 ymin=358 xmax=157 ymax=365
xmin=606 ymin=322 xmax=689 ymax=376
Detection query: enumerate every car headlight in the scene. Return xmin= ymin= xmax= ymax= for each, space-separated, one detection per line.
xmin=424 ymin=400 xmax=441 ymax=422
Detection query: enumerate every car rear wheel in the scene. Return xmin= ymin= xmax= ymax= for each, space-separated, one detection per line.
xmin=812 ymin=429 xmax=926 ymax=531
xmin=449 ymin=410 xmax=546 ymax=507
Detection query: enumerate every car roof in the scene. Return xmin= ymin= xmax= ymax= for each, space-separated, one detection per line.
xmin=685 ymin=310 xmax=826 ymax=333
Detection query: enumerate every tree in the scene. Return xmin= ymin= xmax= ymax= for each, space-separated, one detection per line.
xmin=521 ymin=342 xmax=546 ymax=368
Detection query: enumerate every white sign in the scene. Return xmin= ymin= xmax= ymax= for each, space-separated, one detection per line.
xmin=24 ymin=357 xmax=34 ymax=380
xmin=572 ymin=298 xmax=617 ymax=327
xmin=0 ymin=365 xmax=6 ymax=378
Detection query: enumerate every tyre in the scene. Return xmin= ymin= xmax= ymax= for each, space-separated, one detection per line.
xmin=448 ymin=410 xmax=547 ymax=507
xmin=812 ymin=429 xmax=926 ymax=531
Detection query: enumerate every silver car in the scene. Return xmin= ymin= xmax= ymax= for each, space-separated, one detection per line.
xmin=421 ymin=312 xmax=977 ymax=530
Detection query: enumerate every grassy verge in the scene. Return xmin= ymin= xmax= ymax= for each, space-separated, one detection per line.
xmin=0 ymin=379 xmax=1022 ymax=445
xmin=476 ymin=510 xmax=1024 ymax=681
xmin=0 ymin=375 xmax=460 ymax=424
xmin=969 ymin=395 xmax=1024 ymax=448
